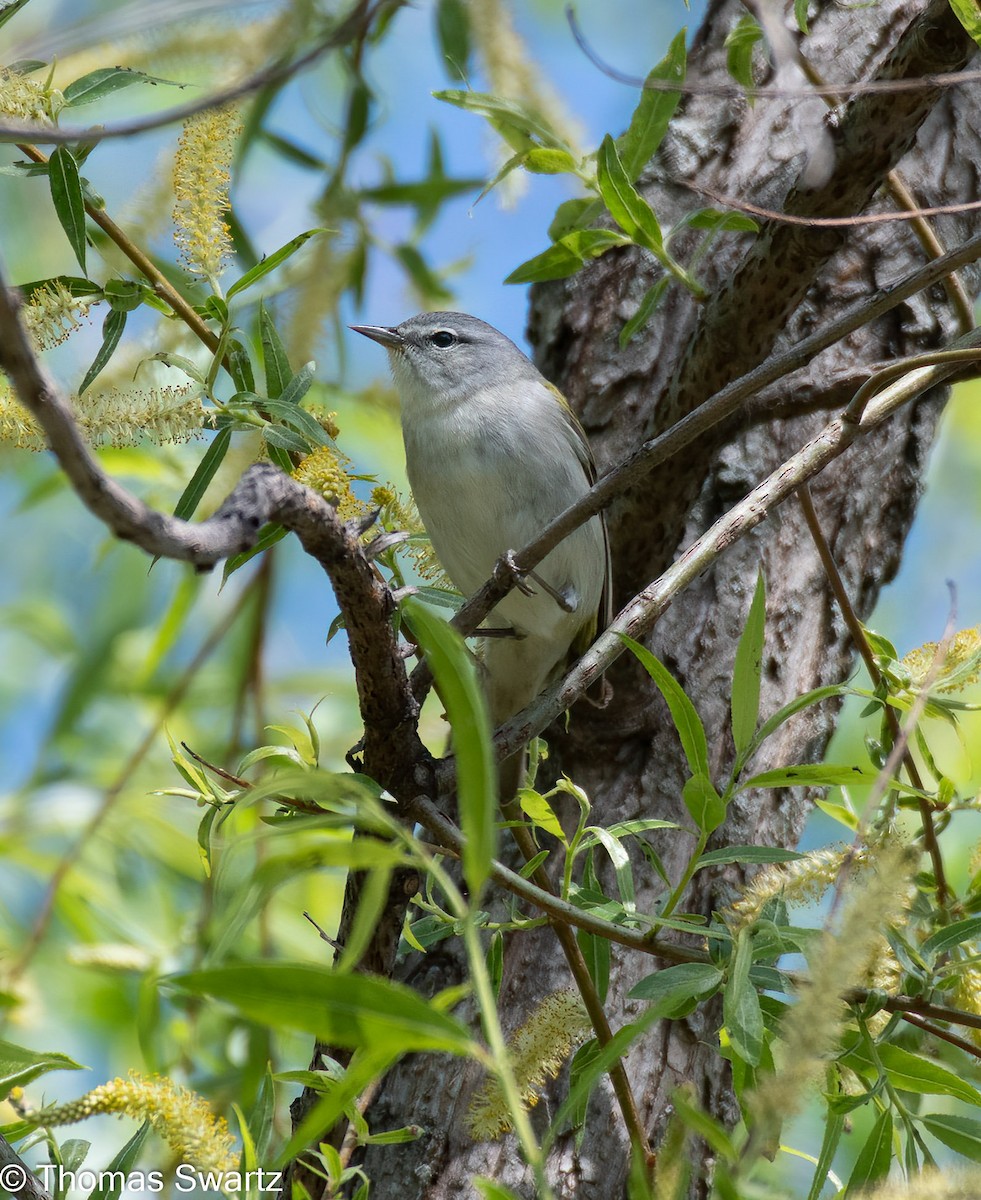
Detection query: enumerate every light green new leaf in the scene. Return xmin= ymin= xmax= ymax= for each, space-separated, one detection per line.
xmin=519 ymin=789 xmax=565 ymax=841
xmin=596 ymin=134 xmax=663 ymax=253
xmin=683 ymin=773 xmax=727 ymax=834
xmin=617 ymin=29 xmax=687 ymax=181
xmin=695 ymin=845 xmax=802 ymax=868
xmin=48 ymin=146 xmax=87 ymax=273
xmin=403 ymin=597 xmax=496 ymax=900
xmin=731 ymin=569 xmax=766 ymax=754
xmin=0 ymin=1038 xmax=84 ymax=1100
xmin=725 ymin=16 xmax=764 ymax=91
xmin=949 ymin=0 xmax=981 ymax=49
xmin=723 ymin=928 xmax=763 ymax=1066
xmin=170 ymin=963 xmax=476 ymax=1056
xmin=226 ymin=229 xmax=327 ymax=299
xmin=739 ymin=763 xmax=879 ymax=791
xmin=619 ymin=634 xmax=709 ymax=777
xmin=87 ymin=1121 xmax=150 ymax=1200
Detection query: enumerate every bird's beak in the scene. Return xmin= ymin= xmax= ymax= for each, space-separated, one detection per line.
xmin=350 ymin=324 xmax=404 ymax=350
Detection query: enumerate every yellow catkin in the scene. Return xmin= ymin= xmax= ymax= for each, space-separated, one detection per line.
xmin=22 ymin=281 xmax=95 ymax=349
xmin=28 ymin=1072 xmax=237 ymax=1176
xmin=726 ymin=846 xmax=869 ymax=932
xmin=901 ymin=627 xmax=981 ymax=694
xmin=952 ymin=965 xmax=981 ymax=1048
xmin=172 ymin=106 xmax=241 ymax=280
xmin=292 ymin=446 xmax=368 ymax=521
xmin=748 ymin=844 xmax=915 ymax=1139
xmin=371 ymin=484 xmax=453 ymax=589
xmin=0 ymin=383 xmax=204 ymax=451
xmin=0 ymin=68 xmax=61 ymax=122
xmin=466 ymin=989 xmax=591 ymax=1140
xmin=862 ymin=1169 xmax=981 ymax=1199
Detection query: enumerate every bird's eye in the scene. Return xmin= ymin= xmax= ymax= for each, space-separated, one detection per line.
xmin=430 ymin=330 xmax=456 ymax=349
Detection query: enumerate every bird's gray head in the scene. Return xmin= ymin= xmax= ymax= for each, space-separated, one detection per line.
xmin=351 ymin=311 xmax=540 ymax=413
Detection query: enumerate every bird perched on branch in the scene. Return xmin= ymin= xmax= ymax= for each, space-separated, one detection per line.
xmin=353 ymin=312 xmax=610 ymax=800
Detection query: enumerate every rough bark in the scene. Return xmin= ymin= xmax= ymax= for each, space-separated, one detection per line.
xmin=359 ymin=0 xmax=981 ymax=1196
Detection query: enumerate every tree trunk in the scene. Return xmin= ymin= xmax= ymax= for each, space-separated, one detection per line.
xmin=359 ymin=0 xmax=981 ymax=1195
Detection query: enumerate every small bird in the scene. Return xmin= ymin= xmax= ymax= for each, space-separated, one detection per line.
xmin=352 ymin=312 xmax=610 ymax=799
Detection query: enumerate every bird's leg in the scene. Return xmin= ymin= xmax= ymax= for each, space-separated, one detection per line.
xmin=496 ymin=550 xmax=576 ymax=614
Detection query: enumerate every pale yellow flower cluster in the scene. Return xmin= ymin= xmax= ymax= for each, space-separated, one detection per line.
xmin=0 ymin=67 xmax=61 ymax=122
xmin=901 ymin=627 xmax=981 ymax=694
xmin=21 ymin=281 xmax=95 ymax=349
xmin=31 ymin=1071 xmax=238 ymax=1175
xmin=292 ymin=445 xmax=369 ymax=521
xmin=371 ymin=484 xmax=453 ymax=589
xmin=0 ymin=382 xmax=203 ymax=451
xmin=172 ymin=106 xmax=241 ymax=281
xmin=467 ymin=989 xmax=591 ymax=1139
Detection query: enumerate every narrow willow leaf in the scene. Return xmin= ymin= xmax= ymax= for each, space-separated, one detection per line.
xmin=48 ymin=146 xmax=87 ymax=273
xmin=171 ymin=963 xmax=476 ymax=1056
xmin=402 ymin=597 xmax=495 ymax=900
xmin=629 ymin=962 xmax=724 ymax=1009
xmin=78 ymin=306 xmax=126 ymax=394
xmin=596 ymin=134 xmax=663 ymax=252
xmin=725 ymin=16 xmax=764 ymax=90
xmin=950 ymin=0 xmax=981 ymax=49
xmin=577 ymin=929 xmax=610 ymax=1004
xmin=683 ymin=773 xmax=726 ymax=834
xmin=617 ymin=29 xmax=687 ymax=180
xmin=86 ymin=1121 xmax=150 ymax=1200
xmin=805 ymin=1109 xmax=844 ymax=1200
xmin=731 ymin=569 xmax=766 ymax=754
xmin=723 ymin=929 xmax=763 ymax=1066
xmin=171 ymin=427 xmax=231 ymax=523
xmin=260 ymin=302 xmax=291 ymax=400
xmin=695 ymin=845 xmax=802 ymax=868
xmin=619 ymin=634 xmax=709 ymax=777
xmin=844 ymin=1108 xmax=892 ymax=1195
xmin=739 ymin=764 xmax=878 ymax=791
xmin=920 ymin=916 xmax=981 ymax=962
xmin=619 ymin=277 xmax=669 ymax=347
xmin=226 ymin=229 xmax=327 ymax=299
xmin=921 ymin=1113 xmax=981 ymax=1161
xmin=62 ymin=67 xmax=183 ymax=107
xmin=0 ymin=1038 xmax=84 ymax=1098
xmin=436 ymin=0 xmax=471 ymax=80
xmin=256 ymin=396 xmax=328 ymax=448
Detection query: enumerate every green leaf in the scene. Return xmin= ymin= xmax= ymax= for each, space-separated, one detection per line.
xmin=342 ymin=80 xmax=372 ymax=153
xmin=436 ymin=0 xmax=471 ymax=79
xmin=518 ymin=789 xmax=565 ymax=841
xmin=402 ymin=597 xmax=496 ymax=900
xmin=0 ymin=0 xmax=32 ymax=32
xmin=731 ymin=569 xmax=766 ymax=754
xmin=750 ymin=684 xmax=846 ymax=756
xmin=0 ymin=1038 xmax=84 ymax=1099
xmin=394 ymin=243 xmax=453 ymax=305
xmin=629 ymin=962 xmax=724 ymax=1012
xmin=254 ymin=396 xmax=329 ymax=449
xmin=577 ymin=929 xmax=610 ymax=1004
xmin=724 ymin=929 xmax=763 ymax=1066
xmin=739 ymin=763 xmax=879 ymax=791
xmin=475 ymin=1181 xmax=523 ymax=1200
xmin=683 ymin=773 xmax=726 ymax=834
xmin=336 ymin=866 xmax=393 ymax=972
xmin=695 ymin=845 xmax=802 ymax=868
xmin=48 ymin=146 xmax=87 ymax=273
xmin=20 ymin=274 xmax=101 ymax=301
xmin=921 ymin=1113 xmax=981 ymax=1160
xmin=920 ymin=916 xmax=981 ymax=962
xmin=725 ymin=16 xmax=764 ymax=91
xmin=277 ymin=361 xmax=315 ymax=408
xmin=433 ymin=89 xmax=572 ymax=154
xmin=805 ymin=1109 xmax=844 ymax=1200
xmin=844 ymin=1108 xmax=892 ymax=1195
xmin=587 ymin=825 xmax=636 ymax=911
xmin=62 ymin=67 xmax=183 ymax=107
xmin=86 ymin=1121 xmax=150 ymax=1200
xmin=264 ymin=423 xmax=310 ymax=454
xmin=619 ymin=277 xmax=669 ymax=347
xmin=222 ymin=522 xmax=288 ymax=584
xmin=226 ymin=229 xmax=327 ymax=300
xmin=78 ymin=306 xmax=126 ymax=394
xmin=794 ymin=0 xmax=810 ymax=34
xmin=172 ymin=427 xmax=231 ymax=522
xmin=844 ymin=1041 xmax=981 ymax=1104
xmin=680 ymin=207 xmax=759 ymax=234
xmin=170 ymin=964 xmax=476 ymax=1056
xmin=504 ymin=229 xmax=627 ymax=284
xmin=260 ymin=302 xmax=292 ymax=400
xmin=949 ymin=0 xmax=981 ymax=49
xmin=619 ymin=634 xmax=709 ymax=777
xmin=522 ymin=147 xmax=578 ymax=175
xmin=596 ymin=134 xmax=663 ymax=253
xmin=617 ymin=29 xmax=687 ymax=180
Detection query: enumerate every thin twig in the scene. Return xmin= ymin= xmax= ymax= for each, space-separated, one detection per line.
xmin=796 ymin=485 xmax=949 ymax=906
xmin=897 ymin=1010 xmax=981 ymax=1058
